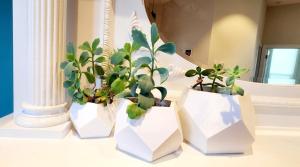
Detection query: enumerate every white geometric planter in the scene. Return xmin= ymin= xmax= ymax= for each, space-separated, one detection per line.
xmin=179 ymin=88 xmax=255 ymax=154
xmin=114 ymin=99 xmax=183 ymax=162
xmin=69 ymin=102 xmax=115 ymax=138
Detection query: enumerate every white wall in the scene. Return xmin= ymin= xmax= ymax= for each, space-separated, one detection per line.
xmin=262 ymin=3 xmax=300 ymax=45
xmin=143 ymin=0 xmax=266 ymax=80
xmin=209 ymin=0 xmax=266 ymax=80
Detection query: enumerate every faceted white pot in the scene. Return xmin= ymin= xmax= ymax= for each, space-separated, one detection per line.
xmin=69 ymin=102 xmax=115 ymax=138
xmin=114 ymin=99 xmax=183 ymax=162
xmin=179 ymin=88 xmax=255 ymax=154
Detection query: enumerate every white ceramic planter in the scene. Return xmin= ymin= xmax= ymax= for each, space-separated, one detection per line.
xmin=179 ymin=88 xmax=255 ymax=154
xmin=114 ymin=99 xmax=183 ymax=162
xmin=69 ymin=102 xmax=116 ymax=138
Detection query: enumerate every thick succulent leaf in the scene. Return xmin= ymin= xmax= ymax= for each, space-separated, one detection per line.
xmin=111 ymin=52 xmax=125 ymax=65
xmin=132 ymin=41 xmax=141 ymax=52
xmin=226 ymin=76 xmax=235 ymax=86
xmin=185 ymin=69 xmax=197 ymax=77
xmin=95 ymin=56 xmax=105 ymax=63
xmin=156 ymin=67 xmax=169 ymax=83
xmin=132 ymin=29 xmax=150 ymax=50
xmin=63 ymin=80 xmax=73 ymax=88
xmin=138 ymin=93 xmax=155 ymax=110
xmin=126 ymin=103 xmax=145 ymax=119
xmin=92 ymin=38 xmax=100 ymax=50
xmin=130 ymin=83 xmax=138 ymax=97
xmin=124 ymin=42 xmax=131 ymax=53
xmin=95 ymin=65 xmax=104 ymax=76
xmin=196 ymin=66 xmax=202 ymax=73
xmin=60 ymin=61 xmax=69 ymax=69
xmin=137 ymin=75 xmax=154 ymax=93
xmin=111 ymin=78 xmax=126 ymax=95
xmin=67 ymin=43 xmax=75 ymax=55
xmin=151 ymin=23 xmax=159 ymax=46
xmin=83 ymin=88 xmax=94 ymax=97
xmin=79 ymin=51 xmax=89 ymax=66
xmin=133 ymin=56 xmax=152 ymax=67
xmin=233 ymin=85 xmax=245 ymax=96
xmin=64 ymin=62 xmax=74 ymax=77
xmin=67 ymin=87 xmax=76 ymax=96
xmin=201 ymin=69 xmax=214 ymax=76
xmin=94 ymin=47 xmax=103 ymax=55
xmin=79 ymin=41 xmax=91 ymax=51
xmin=83 ymin=72 xmax=95 ymax=83
xmin=155 ymin=86 xmax=167 ymax=101
xmin=156 ymin=42 xmax=176 ymax=54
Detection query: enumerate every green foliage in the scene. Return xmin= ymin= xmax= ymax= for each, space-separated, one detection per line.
xmin=185 ymin=64 xmax=248 ymax=96
xmin=60 ymin=38 xmax=119 ymax=105
xmin=125 ymin=23 xmax=176 ymax=119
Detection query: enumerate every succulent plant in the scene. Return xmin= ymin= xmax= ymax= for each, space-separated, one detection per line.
xmin=60 ymin=38 xmax=124 ymax=105
xmin=185 ymin=64 xmax=248 ymax=96
xmin=112 ymin=23 xmax=176 ymax=119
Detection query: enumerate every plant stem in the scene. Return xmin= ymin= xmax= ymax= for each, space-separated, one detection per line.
xmin=212 ymin=76 xmax=216 ymax=92
xmin=91 ymin=53 xmax=96 ymax=89
xmin=230 ymin=82 xmax=234 ymax=95
xmin=150 ymin=48 xmax=155 ymax=79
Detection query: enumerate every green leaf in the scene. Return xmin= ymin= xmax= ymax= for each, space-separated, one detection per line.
xmin=156 ymin=67 xmax=169 ymax=83
xmin=83 ymin=72 xmax=95 ymax=83
xmin=226 ymin=76 xmax=235 ymax=86
xmin=79 ymin=41 xmax=91 ymax=51
xmin=126 ymin=103 xmax=145 ymax=119
xmin=132 ymin=29 xmax=150 ymax=50
xmin=74 ymin=92 xmax=83 ymax=99
xmin=202 ymin=69 xmax=214 ymax=76
xmin=155 ymin=87 xmax=167 ymax=101
xmin=67 ymin=43 xmax=75 ymax=55
xmin=111 ymin=78 xmax=126 ymax=95
xmin=94 ymin=47 xmax=103 ymax=55
xmin=133 ymin=56 xmax=152 ymax=67
xmin=60 ymin=61 xmax=68 ymax=69
xmin=138 ymin=75 xmax=154 ymax=93
xmin=107 ymin=73 xmax=119 ymax=86
xmin=132 ymin=41 xmax=141 ymax=52
xmin=130 ymin=83 xmax=138 ymax=97
xmin=138 ymin=93 xmax=155 ymax=110
xmin=151 ymin=23 xmax=159 ymax=46
xmin=67 ymin=87 xmax=76 ymax=96
xmin=233 ymin=85 xmax=244 ymax=96
xmin=185 ymin=69 xmax=197 ymax=77
xmin=156 ymin=42 xmax=176 ymax=54
xmin=196 ymin=67 xmax=202 ymax=73
xmin=95 ymin=56 xmax=105 ymax=63
xmin=66 ymin=53 xmax=75 ymax=61
xmin=64 ymin=62 xmax=74 ymax=77
xmin=79 ymin=52 xmax=89 ymax=66
xmin=111 ymin=52 xmax=125 ymax=65
xmin=92 ymin=38 xmax=100 ymax=50
xmin=63 ymin=80 xmax=73 ymax=88
xmin=124 ymin=43 xmax=131 ymax=53
xmin=83 ymin=88 xmax=94 ymax=97
xmin=95 ymin=65 xmax=104 ymax=76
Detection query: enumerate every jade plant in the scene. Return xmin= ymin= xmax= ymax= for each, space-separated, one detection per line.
xmin=185 ymin=64 xmax=248 ymax=96
xmin=60 ymin=38 xmax=124 ymax=106
xmin=111 ymin=23 xmax=176 ymax=119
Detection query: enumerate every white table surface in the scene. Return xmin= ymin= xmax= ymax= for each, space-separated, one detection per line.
xmin=1 ymin=129 xmax=300 ymax=167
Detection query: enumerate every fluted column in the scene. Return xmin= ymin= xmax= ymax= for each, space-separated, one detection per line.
xmin=15 ymin=0 xmax=69 ymax=128
xmin=103 ymin=0 xmax=114 ymax=70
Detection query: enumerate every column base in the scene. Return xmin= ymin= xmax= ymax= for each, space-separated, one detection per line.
xmin=0 ymin=114 xmax=71 ymax=139
xmin=16 ymin=102 xmax=70 ymax=128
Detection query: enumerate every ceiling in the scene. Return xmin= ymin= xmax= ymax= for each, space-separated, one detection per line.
xmin=267 ymin=0 xmax=300 ymax=6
